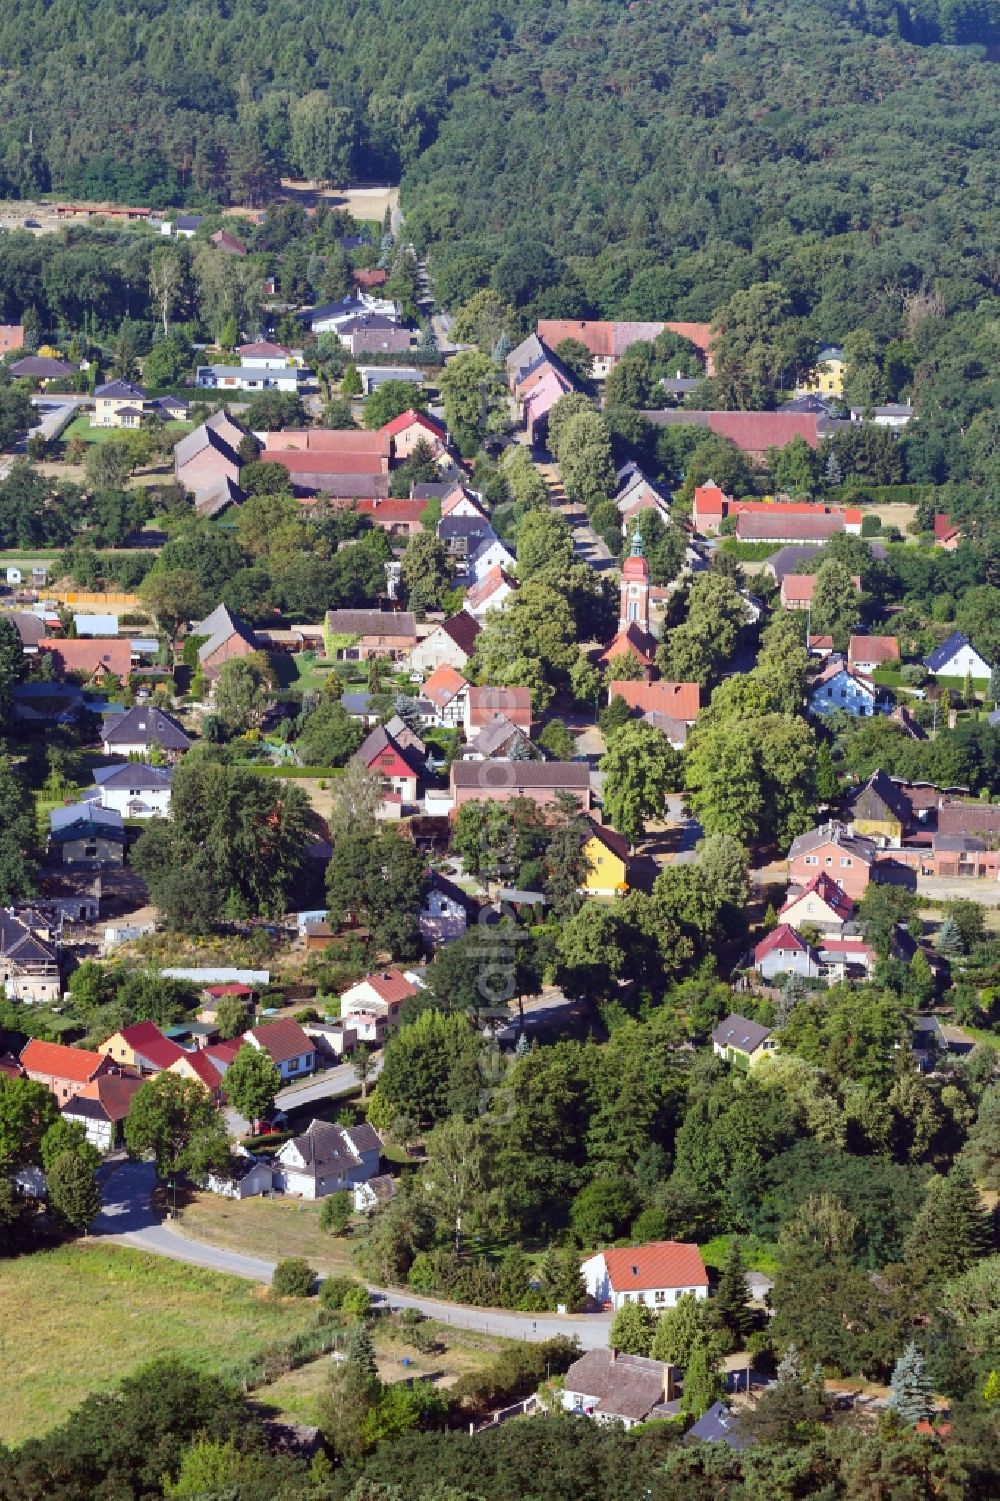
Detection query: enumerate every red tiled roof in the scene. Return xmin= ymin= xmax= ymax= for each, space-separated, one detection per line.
xmin=933 ymin=513 xmax=959 ymax=544
xmin=780 ymin=872 xmax=854 ymax=921
xmin=237 ymin=340 xmax=290 ymax=358
xmin=708 ymin=412 xmax=820 ymax=452
xmin=468 ymin=684 xmax=532 ymax=728
xmin=355 ymin=498 xmax=427 ymax=524
xmin=247 ymin=1018 xmax=313 ymax=1065
xmin=608 ymin=680 xmax=700 ymax=721
xmin=781 ymin=574 xmax=861 ymax=605
xmin=602 ymin=1240 xmax=709 ymax=1293
xmin=754 ymin=924 xmax=811 ymax=963
xmin=692 ymin=483 xmax=729 ymax=516
xmin=21 ymin=1039 xmax=107 ymax=1084
xmin=422 ymin=664 xmax=468 ymax=708
xmin=69 ymin=1073 xmax=144 ymax=1121
xmin=439 ymin=611 xmax=482 ymax=655
xmin=262 ymin=449 xmax=388 ymax=476
xmin=39 ymin=638 xmax=132 ymax=681
xmin=584 ymin=818 xmax=631 ymax=863
xmin=848 ymin=635 xmax=899 ymax=665
xmin=600 ymin=624 xmax=658 ymax=664
xmin=353 ymin=267 xmax=387 ymax=288
xmin=265 ymin=429 xmax=391 ymax=455
xmin=358 ymin=968 xmax=419 ymax=1005
xmin=466 ymin=567 xmax=517 ymax=612
xmin=381 ymin=409 xmax=447 ymax=441
xmin=116 ymin=1022 xmax=186 ymax=1070
xmin=175 ymin=1050 xmax=225 ymax=1090
xmin=204 ymin=983 xmax=254 ymax=997
xmin=204 ymin=1039 xmax=244 ymax=1067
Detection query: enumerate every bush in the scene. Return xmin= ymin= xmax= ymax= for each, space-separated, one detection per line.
xmin=860 ymin=514 xmax=881 ymax=536
xmin=271 ymin=1257 xmax=316 ymax=1297
xmin=319 ymin=1275 xmax=364 ymax=1311
xmin=342 ymin=1286 xmax=372 ymax=1319
xmin=900 ymin=664 xmax=927 ymax=687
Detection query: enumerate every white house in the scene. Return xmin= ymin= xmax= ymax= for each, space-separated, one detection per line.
xmin=340 ymin=968 xmax=420 ymax=1031
xmin=101 ymin=706 xmax=190 ymax=761
xmin=469 ymin=536 xmax=516 ymax=582
xmin=580 ymin=1241 xmax=709 ymax=1311
xmin=274 ymin=1118 xmax=382 ymax=1199
xmin=352 ymin=1173 xmax=398 ymax=1214
xmin=60 ymin=1073 xmax=144 ymax=1153
xmin=195 ymin=362 xmax=309 ymax=393
xmin=562 ymin=1349 xmax=678 ymax=1427
xmin=419 ymin=872 xmax=476 ymax=947
xmin=91 ymin=762 xmax=173 ymax=818
xmin=924 ymin=631 xmax=993 ymax=680
xmin=244 ymin=1019 xmax=316 ymax=1081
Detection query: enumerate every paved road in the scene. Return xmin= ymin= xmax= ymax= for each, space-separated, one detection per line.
xmin=534 ymin=458 xmax=616 ymax=573
xmin=275 ymin=1054 xmax=383 ymax=1111
xmin=92 ymin=1160 xmax=612 ymax=1350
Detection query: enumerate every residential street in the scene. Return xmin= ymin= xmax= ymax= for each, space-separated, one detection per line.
xmin=534 ymin=457 xmax=616 ymax=573
xmin=92 ymin=1160 xmax=613 ymax=1350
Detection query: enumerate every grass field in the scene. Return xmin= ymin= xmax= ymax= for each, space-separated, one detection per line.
xmin=0 ymin=1242 xmax=319 ymax=1444
xmin=175 ymin=1190 xmax=360 ymax=1276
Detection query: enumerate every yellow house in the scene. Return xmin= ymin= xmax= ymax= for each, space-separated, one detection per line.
xmin=797 ymin=346 xmax=845 ymax=399
xmin=93 ymin=379 xmax=150 ymax=427
xmin=581 ymin=820 xmax=631 ymax=898
xmin=168 ymin=1051 xmax=224 ymax=1096
xmin=98 ymin=1020 xmax=185 ymax=1073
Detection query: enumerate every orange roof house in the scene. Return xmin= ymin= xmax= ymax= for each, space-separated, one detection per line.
xmin=581 ymin=1240 xmax=710 ymax=1310
xmin=38 ymin=638 xmax=132 ymax=684
xmin=20 ymin=1038 xmax=113 ymax=1104
xmin=607 ymin=680 xmax=700 ymax=724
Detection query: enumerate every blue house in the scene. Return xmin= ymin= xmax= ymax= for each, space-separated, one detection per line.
xmin=808 ymin=658 xmax=888 ymax=718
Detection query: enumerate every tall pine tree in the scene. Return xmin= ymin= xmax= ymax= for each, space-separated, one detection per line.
xmin=888 ymin=1342 xmax=933 ymax=1426
xmin=906 ymin=1164 xmax=991 ymax=1283
xmin=714 ymin=1238 xmax=754 ymax=1346
xmin=0 ymin=755 xmax=37 ymax=903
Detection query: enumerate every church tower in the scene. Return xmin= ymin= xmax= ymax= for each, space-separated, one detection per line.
xmin=618 ymin=528 xmax=650 ymax=634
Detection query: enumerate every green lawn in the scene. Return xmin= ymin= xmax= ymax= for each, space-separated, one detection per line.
xmin=61 ymin=415 xmax=191 ymax=446
xmin=0 ymin=1242 xmax=319 ymax=1444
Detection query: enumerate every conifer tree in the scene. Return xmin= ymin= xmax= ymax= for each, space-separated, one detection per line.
xmin=714 ymin=1238 xmax=754 ymax=1346
xmin=346 ymin=1319 xmax=378 ymax=1382
xmin=906 ymin=1164 xmax=991 ymax=1283
xmin=960 ymin=1085 xmax=1000 ymax=1191
xmin=888 ymin=1342 xmax=933 ymax=1426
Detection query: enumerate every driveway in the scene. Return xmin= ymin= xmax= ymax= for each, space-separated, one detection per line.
xmin=92 ymin=1160 xmax=612 ymax=1350
xmin=275 ymin=1055 xmax=383 ymax=1111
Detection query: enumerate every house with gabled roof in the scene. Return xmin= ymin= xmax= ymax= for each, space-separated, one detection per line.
xmin=712 ymin=1013 xmax=776 ymax=1065
xmin=381 ymin=408 xmax=448 ymax=461
xmin=780 ymin=872 xmax=854 ymax=932
xmin=607 ymin=680 xmax=700 ymax=725
xmin=581 ymin=819 xmax=632 ymax=897
xmin=61 ymin=1072 xmax=145 ymax=1152
xmin=355 ymin=725 xmax=424 ymax=801
xmin=781 ymin=573 xmax=861 ymax=610
xmin=465 ymin=684 xmax=532 ymax=735
xmin=48 ymin=803 xmax=125 ymax=868
xmin=450 ymin=759 xmax=590 ymax=810
xmin=562 ymin=1349 xmax=679 ymax=1428
xmin=581 ymin=1240 xmax=709 ymax=1311
xmin=787 ymin=821 xmax=877 ymax=899
xmin=933 ymin=513 xmax=961 ymax=551
xmin=340 ymin=968 xmax=420 ymax=1031
xmin=408 ymin=611 xmax=481 ymax=674
xmin=192 ymin=603 xmax=261 ymax=678
xmin=848 ymin=635 xmax=899 ymax=673
xmin=245 ymin=1019 xmax=316 ymax=1081
xmin=419 ymin=872 xmax=478 ymax=946
xmin=94 ymin=379 xmax=150 ymax=427
xmin=98 ymin=1020 xmax=186 ymax=1075
xmin=753 ymin=925 xmax=822 ymax=981
xmin=848 ymin=768 xmax=913 ymax=846
xmin=101 ymin=705 xmax=190 ymax=761
xmin=467 ymin=714 xmax=535 ymax=761
xmin=808 ymin=658 xmax=888 ymax=719
xmin=421 ymin=664 xmax=469 ymax=727
xmin=466 ymin=566 xmax=517 ymax=619
xmin=924 ymin=631 xmax=993 ymax=680
xmin=39 ymin=637 xmax=132 ymax=685
xmin=21 ymin=1038 xmax=113 ymax=1105
xmin=324 ymin=608 xmax=417 ymax=661
xmin=91 ymin=762 xmax=173 ymax=819
xmin=274 ymin=1118 xmax=382 ymax=1199
xmin=0 ymin=910 xmax=61 ymax=1003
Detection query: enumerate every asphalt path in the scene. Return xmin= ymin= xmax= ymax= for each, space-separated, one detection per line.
xmin=92 ymin=1160 xmax=613 ymax=1350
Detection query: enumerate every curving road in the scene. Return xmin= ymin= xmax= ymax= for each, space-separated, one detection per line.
xmin=93 ymin=1160 xmax=612 ymax=1350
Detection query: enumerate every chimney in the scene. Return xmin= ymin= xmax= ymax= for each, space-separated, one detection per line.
xmin=663 ymin=1364 xmax=676 ymax=1403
